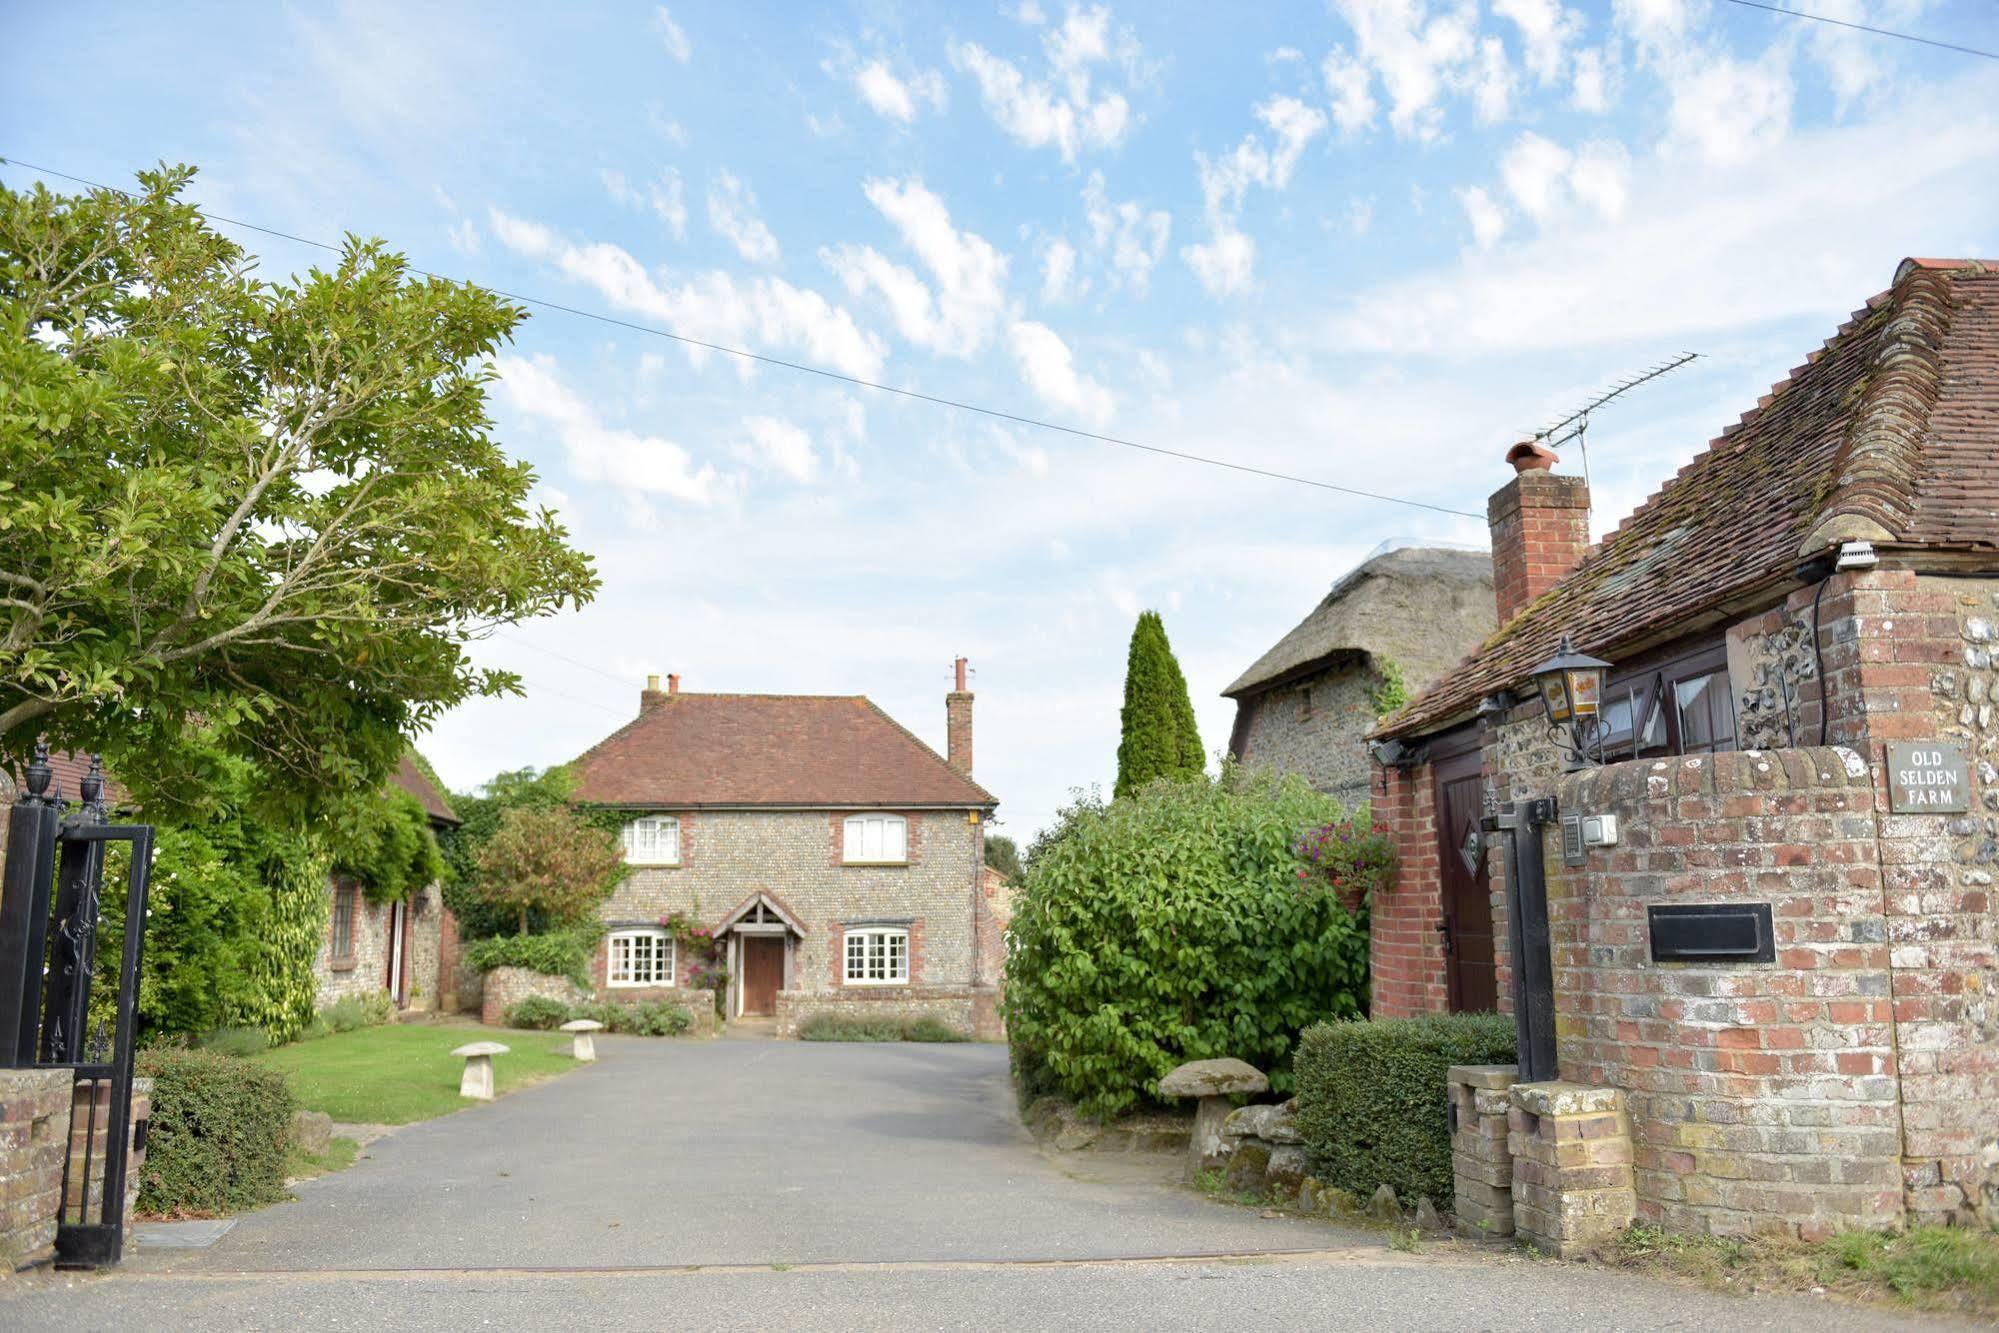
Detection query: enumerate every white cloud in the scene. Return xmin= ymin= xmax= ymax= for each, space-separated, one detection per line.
xmin=1566 ymin=140 xmax=1631 ymax=220
xmin=1455 ymin=184 xmax=1507 ymax=249
xmin=821 ymin=177 xmax=1010 ymax=358
xmin=602 ymin=168 xmax=689 ymax=241
xmin=1041 ymin=237 xmax=1079 ymax=304
xmin=1008 ymin=320 xmax=1114 ymax=424
xmin=1468 ymin=35 xmax=1514 ymax=124
xmin=855 ymin=60 xmax=948 ymax=123
xmin=1570 ymin=45 xmax=1614 ymax=112
xmin=1182 ymin=95 xmax=1326 ymax=297
xmin=1082 ymin=171 xmax=1170 ymax=295
xmin=1499 ymin=132 xmax=1573 ymax=222
xmin=948 ymin=6 xmax=1138 ymax=162
xmin=650 ymin=170 xmax=688 ymax=239
xmin=446 ymin=216 xmax=479 ymax=255
xmin=496 ymin=354 xmax=720 ymax=504
xmin=490 ymin=208 xmax=887 ymax=378
xmin=707 ymin=171 xmax=780 ymax=264
xmin=1662 ymin=47 xmax=1794 ymax=165
xmin=734 ymin=415 xmax=819 ymax=483
xmin=1493 ymin=0 xmax=1583 ymax=84
xmin=654 ymin=7 xmax=691 ymax=63
xmin=1346 ymin=196 xmax=1376 ymax=235
xmin=649 ymin=106 xmax=690 ymax=146
xmin=1322 ymin=47 xmax=1378 ymax=135
xmin=1327 ymin=0 xmax=1480 ymax=142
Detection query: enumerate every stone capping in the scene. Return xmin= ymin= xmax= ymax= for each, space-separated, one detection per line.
xmin=1509 ymin=1081 xmax=1621 ymax=1118
xmin=1445 ymin=1064 xmax=1517 ymax=1091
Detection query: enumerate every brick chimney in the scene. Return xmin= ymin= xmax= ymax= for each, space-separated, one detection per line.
xmin=1489 ymin=442 xmax=1590 ymax=623
xmin=946 ymin=657 xmax=974 ymax=776
xmin=641 ymin=673 xmax=678 ymax=713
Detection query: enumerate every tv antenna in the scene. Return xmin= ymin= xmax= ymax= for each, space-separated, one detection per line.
xmin=1530 ymin=352 xmax=1701 ymax=513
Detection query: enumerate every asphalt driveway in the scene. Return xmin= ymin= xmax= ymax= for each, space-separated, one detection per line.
xmin=0 ymin=1038 xmax=1965 ymax=1330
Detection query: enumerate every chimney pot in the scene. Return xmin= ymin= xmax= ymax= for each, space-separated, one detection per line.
xmin=953 ymin=656 xmax=968 ymax=693
xmin=668 ymin=673 xmax=681 ymax=695
xmin=1506 ymin=440 xmax=1560 ymax=473
xmin=646 ymin=673 xmax=661 ymax=692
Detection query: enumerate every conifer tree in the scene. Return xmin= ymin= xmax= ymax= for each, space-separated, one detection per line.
xmin=1115 ymin=611 xmax=1206 ymax=798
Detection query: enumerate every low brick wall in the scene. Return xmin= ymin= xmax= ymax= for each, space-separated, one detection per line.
xmin=0 ymin=1068 xmax=71 ymax=1270
xmin=1507 ymin=1081 xmax=1636 ymax=1258
xmin=773 ymin=986 xmax=978 ymax=1038
xmin=480 ymin=967 xmax=589 ymax=1026
xmin=66 ymin=1077 xmax=151 ymax=1235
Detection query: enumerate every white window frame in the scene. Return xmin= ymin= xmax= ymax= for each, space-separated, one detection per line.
xmin=608 ymin=928 xmax=676 ymax=987
xmin=621 ymin=815 xmax=681 ymax=866
xmin=842 ymin=813 xmax=908 ymax=865
xmin=842 ymin=927 xmax=910 ymax=986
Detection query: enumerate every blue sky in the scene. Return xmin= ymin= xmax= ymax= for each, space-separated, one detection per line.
xmin=6 ymin=1 xmax=1997 ymax=837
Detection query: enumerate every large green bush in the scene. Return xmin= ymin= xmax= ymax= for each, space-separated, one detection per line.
xmin=505 ymin=996 xmax=575 ymax=1030
xmin=1003 ymin=769 xmax=1375 ymax=1120
xmin=1294 ymin=1013 xmax=1517 ymax=1208
xmin=462 ymin=924 xmax=602 ymax=987
xmin=135 ymin=1047 xmax=296 ymax=1216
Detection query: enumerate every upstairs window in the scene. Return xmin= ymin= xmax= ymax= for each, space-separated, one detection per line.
xmin=622 ymin=816 xmax=680 ymax=866
xmin=843 ymin=927 xmax=909 ymax=985
xmin=843 ymin=814 xmax=908 ymax=864
xmin=609 ymin=929 xmax=675 ymax=987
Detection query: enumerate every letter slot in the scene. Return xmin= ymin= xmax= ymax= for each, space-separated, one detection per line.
xmin=1646 ymin=902 xmax=1774 ymax=964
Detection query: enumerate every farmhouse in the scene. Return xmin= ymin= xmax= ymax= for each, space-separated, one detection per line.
xmin=567 ymin=661 xmax=1002 ymax=1037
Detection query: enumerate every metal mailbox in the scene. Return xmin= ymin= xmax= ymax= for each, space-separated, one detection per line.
xmin=1646 ymin=902 xmax=1774 ymax=964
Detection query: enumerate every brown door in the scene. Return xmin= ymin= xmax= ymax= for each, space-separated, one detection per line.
xmin=741 ymin=936 xmax=784 ymax=1016
xmin=1434 ymin=749 xmax=1498 ymax=1011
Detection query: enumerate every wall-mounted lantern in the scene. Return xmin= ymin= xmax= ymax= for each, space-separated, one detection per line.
xmin=1530 ymin=634 xmax=1611 ymax=763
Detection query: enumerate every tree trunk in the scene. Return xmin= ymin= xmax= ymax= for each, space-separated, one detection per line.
xmin=519 ymin=906 xmax=529 ymax=935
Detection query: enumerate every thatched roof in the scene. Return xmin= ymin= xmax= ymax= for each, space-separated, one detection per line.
xmin=1223 ymin=545 xmax=1495 ymax=700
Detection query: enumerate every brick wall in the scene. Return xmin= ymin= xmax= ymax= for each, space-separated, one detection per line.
xmin=480 ymin=966 xmax=589 ymax=1026
xmin=1548 ymin=746 xmax=1904 ymax=1237
xmin=1488 ymin=471 xmax=1590 ymax=624
xmin=312 ymin=878 xmax=390 ymax=1008
xmin=1234 ymin=663 xmax=1379 ymax=807
xmin=1371 ymin=760 xmax=1451 ymax=1017
xmin=0 ymin=1068 xmax=70 ymax=1270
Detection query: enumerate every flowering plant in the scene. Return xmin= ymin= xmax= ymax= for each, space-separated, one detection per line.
xmin=1291 ymin=818 xmax=1395 ymax=903
xmin=658 ymin=909 xmax=727 ymax=990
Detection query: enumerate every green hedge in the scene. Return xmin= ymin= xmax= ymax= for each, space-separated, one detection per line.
xmin=797 ymin=1013 xmax=969 ymax=1043
xmin=135 ymin=1048 xmax=296 ymax=1216
xmin=504 ymin=995 xmax=694 ymax=1036
xmin=461 ymin=924 xmax=602 ymax=988
xmin=1294 ymin=1014 xmax=1516 ymax=1208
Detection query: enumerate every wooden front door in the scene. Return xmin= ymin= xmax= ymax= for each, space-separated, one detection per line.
xmin=741 ymin=936 xmax=783 ymax=1016
xmin=1434 ymin=749 xmax=1498 ymax=1012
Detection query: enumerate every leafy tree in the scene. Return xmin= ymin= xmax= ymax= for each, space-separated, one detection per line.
xmin=1003 ymin=768 xmax=1375 ymax=1120
xmin=470 ymin=803 xmax=624 ymax=936
xmin=332 ymin=787 xmax=444 ymax=906
xmin=0 ymin=166 xmax=596 ymax=809
xmin=983 ymin=832 xmax=1022 ymax=882
xmin=439 ymin=765 xmax=578 ymax=936
xmin=1113 ymin=610 xmax=1204 ymax=799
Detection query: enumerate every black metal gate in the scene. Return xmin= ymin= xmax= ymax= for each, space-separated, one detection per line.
xmin=0 ymin=744 xmax=154 ymax=1268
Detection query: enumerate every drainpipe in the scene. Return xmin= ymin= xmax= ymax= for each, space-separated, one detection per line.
xmin=1488 ymin=793 xmax=1559 ymax=1082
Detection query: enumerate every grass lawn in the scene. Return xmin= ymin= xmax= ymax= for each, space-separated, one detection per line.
xmin=287 ymin=1136 xmax=359 ymax=1182
xmin=257 ymin=1022 xmax=578 ymax=1124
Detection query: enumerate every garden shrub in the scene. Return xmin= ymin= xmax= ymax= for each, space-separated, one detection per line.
xmin=318 ymin=991 xmax=395 ymax=1034
xmin=797 ymin=1013 xmax=970 ymax=1042
xmin=574 ymin=997 xmax=694 ymax=1037
xmin=505 ymin=996 xmax=575 ymax=1030
xmin=462 ymin=924 xmax=602 ymax=988
xmin=1003 ymin=768 xmax=1378 ymax=1120
xmin=1293 ymin=1013 xmax=1517 ymax=1208
xmin=135 ymin=1047 xmax=296 ymax=1216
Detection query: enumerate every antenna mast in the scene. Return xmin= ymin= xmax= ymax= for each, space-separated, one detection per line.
xmin=1531 ymin=351 xmax=1700 ymax=519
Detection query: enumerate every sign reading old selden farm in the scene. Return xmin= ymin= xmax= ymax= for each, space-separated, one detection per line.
xmin=1888 ymin=743 xmax=1971 ymax=813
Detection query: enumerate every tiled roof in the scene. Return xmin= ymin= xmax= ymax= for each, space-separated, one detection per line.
xmin=570 ymin=693 xmax=996 ymax=809
xmin=7 ymin=750 xmax=127 ymax=810
xmin=391 ymin=752 xmax=460 ymax=826
xmin=1383 ymin=258 xmax=1999 ymax=740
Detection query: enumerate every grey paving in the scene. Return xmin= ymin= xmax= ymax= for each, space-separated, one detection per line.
xmin=130 ymin=1219 xmax=236 ymax=1250
xmin=0 ymin=1038 xmax=1970 ymax=1329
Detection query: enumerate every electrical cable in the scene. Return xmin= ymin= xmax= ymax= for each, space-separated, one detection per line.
xmin=1719 ymin=0 xmax=1999 ymax=61
xmin=0 ymin=154 xmax=1483 ymax=520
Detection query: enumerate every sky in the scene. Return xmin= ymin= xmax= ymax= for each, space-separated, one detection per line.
xmin=5 ymin=1 xmax=1997 ymax=839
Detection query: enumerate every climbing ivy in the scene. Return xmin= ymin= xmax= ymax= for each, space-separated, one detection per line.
xmin=331 ymin=788 xmax=443 ymax=906
xmin=1368 ymin=658 xmax=1410 ymax=719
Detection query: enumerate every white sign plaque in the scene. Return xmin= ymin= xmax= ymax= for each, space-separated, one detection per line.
xmin=1888 ymin=743 xmax=1970 ymax=813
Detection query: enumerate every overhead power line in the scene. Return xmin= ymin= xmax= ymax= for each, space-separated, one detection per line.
xmin=0 ymin=154 xmax=1482 ymax=520
xmin=1719 ymin=0 xmax=1999 ymax=61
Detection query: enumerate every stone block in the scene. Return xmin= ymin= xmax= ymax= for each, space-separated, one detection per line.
xmin=291 ymin=1110 xmax=333 ymax=1156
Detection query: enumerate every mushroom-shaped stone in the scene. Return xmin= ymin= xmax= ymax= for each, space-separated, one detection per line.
xmin=559 ymin=1018 xmax=604 ymax=1062
xmin=451 ymin=1041 xmax=509 ymax=1100
xmin=1158 ymin=1058 xmax=1269 ymax=1175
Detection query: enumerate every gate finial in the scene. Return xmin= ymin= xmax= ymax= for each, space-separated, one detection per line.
xmin=24 ymin=740 xmax=53 ymax=802
xmin=81 ymin=754 xmax=106 ymax=816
